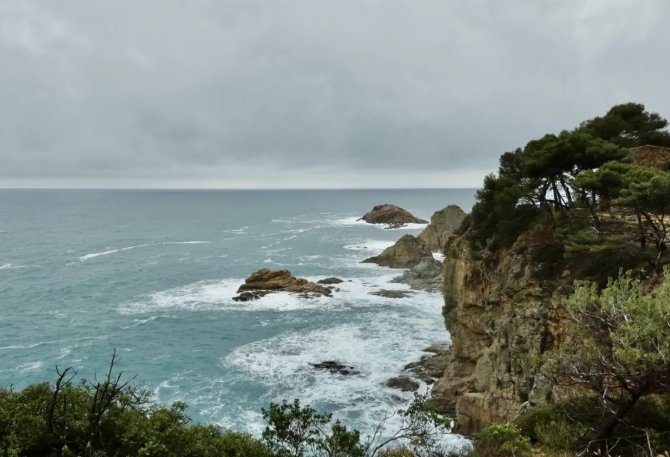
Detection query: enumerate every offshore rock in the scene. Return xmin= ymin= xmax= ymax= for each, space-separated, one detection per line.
xmin=358 ymin=204 xmax=428 ymax=228
xmin=418 ymin=205 xmax=467 ymax=251
xmin=362 ymin=235 xmax=432 ymax=269
xmin=234 ymin=269 xmax=332 ymax=301
xmin=392 ymin=256 xmax=443 ymax=291
xmin=317 ymin=277 xmax=344 ymax=285
xmin=310 ymin=361 xmax=358 ymax=376
xmin=386 ymin=376 xmax=420 ymax=392
xmin=370 ymin=289 xmax=414 ymax=299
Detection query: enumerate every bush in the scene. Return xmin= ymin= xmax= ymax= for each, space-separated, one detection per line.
xmin=471 ymin=423 xmax=531 ymax=457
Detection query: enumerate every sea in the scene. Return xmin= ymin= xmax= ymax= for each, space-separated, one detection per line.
xmin=0 ymin=189 xmax=475 ymax=447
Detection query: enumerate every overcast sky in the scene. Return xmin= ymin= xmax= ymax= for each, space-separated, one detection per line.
xmin=1 ymin=0 xmax=669 ymax=189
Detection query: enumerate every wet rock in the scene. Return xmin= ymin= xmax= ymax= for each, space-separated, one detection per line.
xmin=358 ymin=204 xmax=428 ymax=228
xmin=234 ymin=269 xmax=332 ymax=301
xmin=317 ymin=277 xmax=344 ymax=285
xmin=362 ymin=235 xmax=432 ymax=269
xmin=392 ymin=256 xmax=443 ymax=291
xmin=310 ymin=361 xmax=358 ymax=375
xmin=417 ymin=205 xmax=467 ymax=251
xmin=386 ymin=376 xmax=420 ymax=392
xmin=370 ymin=289 xmax=414 ymax=299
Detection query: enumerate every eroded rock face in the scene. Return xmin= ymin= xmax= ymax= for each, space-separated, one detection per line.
xmin=234 ymin=269 xmax=332 ymax=301
xmin=362 ymin=235 xmax=432 ymax=268
xmin=359 ymin=204 xmax=428 ymax=227
xmin=429 ymin=236 xmax=571 ymax=435
xmin=418 ymin=205 xmax=467 ymax=251
xmin=392 ymin=256 xmax=443 ymax=291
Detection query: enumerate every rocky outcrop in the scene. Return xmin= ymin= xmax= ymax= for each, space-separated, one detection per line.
xmin=317 ymin=277 xmax=344 ymax=285
xmin=362 ymin=235 xmax=432 ymax=268
xmin=370 ymin=289 xmax=414 ymax=299
xmin=392 ymin=256 xmax=443 ymax=291
xmin=359 ymin=204 xmax=428 ymax=228
xmin=310 ymin=361 xmax=358 ymax=376
xmin=386 ymin=376 xmax=420 ymax=392
xmin=429 ymin=235 xmax=571 ymax=434
xmin=418 ymin=205 xmax=467 ymax=251
xmin=234 ymin=269 xmax=332 ymax=301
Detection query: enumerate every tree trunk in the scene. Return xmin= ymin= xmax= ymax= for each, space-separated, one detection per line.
xmin=577 ymin=393 xmax=641 ymax=451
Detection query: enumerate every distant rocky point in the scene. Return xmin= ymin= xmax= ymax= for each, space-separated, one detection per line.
xmin=362 ymin=234 xmax=432 ymax=268
xmin=358 ymin=204 xmax=428 ymax=228
xmin=417 ymin=205 xmax=467 ymax=251
xmin=233 ymin=269 xmax=332 ymax=301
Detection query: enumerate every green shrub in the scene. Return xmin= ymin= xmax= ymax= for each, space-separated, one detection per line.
xmin=471 ymin=423 xmax=531 ymax=457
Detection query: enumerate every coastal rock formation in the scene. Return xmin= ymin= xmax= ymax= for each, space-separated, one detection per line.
xmin=392 ymin=256 xmax=443 ymax=291
xmin=370 ymin=289 xmax=414 ymax=299
xmin=429 ymin=235 xmax=571 ymax=434
xmin=386 ymin=344 xmax=451 ymax=393
xmin=358 ymin=204 xmax=428 ymax=228
xmin=234 ymin=269 xmax=332 ymax=301
xmin=362 ymin=235 xmax=432 ymax=268
xmin=317 ymin=277 xmax=344 ymax=284
xmin=386 ymin=376 xmax=420 ymax=392
xmin=417 ymin=205 xmax=467 ymax=251
xmin=310 ymin=361 xmax=357 ymax=376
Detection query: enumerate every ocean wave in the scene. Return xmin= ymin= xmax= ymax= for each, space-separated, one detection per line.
xmin=221 ymin=313 xmax=459 ymax=445
xmin=0 ymin=263 xmax=35 ymax=270
xmin=332 ymin=216 xmax=428 ymax=231
xmin=79 ymin=241 xmax=210 ymax=262
xmin=118 ymin=273 xmax=443 ymax=315
xmin=343 ymin=240 xmax=395 ymax=252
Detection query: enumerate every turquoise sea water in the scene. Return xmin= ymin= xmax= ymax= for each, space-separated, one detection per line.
xmin=0 ymin=189 xmax=475 ymax=442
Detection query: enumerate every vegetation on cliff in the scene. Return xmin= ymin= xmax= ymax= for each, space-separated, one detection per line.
xmin=452 ymin=102 xmax=670 ymax=455
xmin=466 ymin=102 xmax=670 ymax=277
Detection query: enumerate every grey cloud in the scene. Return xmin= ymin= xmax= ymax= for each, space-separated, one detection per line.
xmin=1 ymin=0 xmax=669 ymax=187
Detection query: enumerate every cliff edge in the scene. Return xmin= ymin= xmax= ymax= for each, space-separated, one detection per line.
xmin=430 ymin=233 xmax=574 ymax=434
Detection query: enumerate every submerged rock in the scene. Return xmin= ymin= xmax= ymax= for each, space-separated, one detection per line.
xmin=358 ymin=204 xmax=428 ymax=228
xmin=362 ymin=235 xmax=432 ymax=268
xmin=234 ymin=269 xmax=332 ymax=301
xmin=310 ymin=361 xmax=358 ymax=376
xmin=317 ymin=277 xmax=344 ymax=285
xmin=392 ymin=256 xmax=443 ymax=291
xmin=370 ymin=289 xmax=414 ymax=299
xmin=417 ymin=205 xmax=467 ymax=251
xmin=386 ymin=376 xmax=420 ymax=392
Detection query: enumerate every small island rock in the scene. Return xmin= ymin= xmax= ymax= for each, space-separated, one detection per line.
xmin=358 ymin=204 xmax=428 ymax=228
xmin=234 ymin=269 xmax=332 ymax=301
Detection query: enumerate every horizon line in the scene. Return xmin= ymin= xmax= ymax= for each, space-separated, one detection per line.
xmin=0 ymin=187 xmax=479 ymax=191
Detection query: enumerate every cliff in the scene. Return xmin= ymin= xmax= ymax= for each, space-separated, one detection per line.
xmin=430 ymin=233 xmax=574 ymax=434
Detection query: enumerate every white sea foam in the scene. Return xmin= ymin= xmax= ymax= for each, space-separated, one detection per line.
xmin=433 ymin=252 xmax=446 ymax=262
xmin=343 ymin=240 xmax=395 ymax=253
xmin=222 ymin=312 xmax=463 ymax=448
xmin=80 ymin=241 xmax=210 ymax=261
xmin=333 ymin=216 xmax=428 ymax=231
xmin=17 ymin=361 xmax=44 ymax=373
xmin=0 ymin=263 xmax=33 ymax=270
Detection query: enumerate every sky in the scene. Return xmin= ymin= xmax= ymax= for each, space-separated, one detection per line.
xmin=1 ymin=0 xmax=669 ymax=189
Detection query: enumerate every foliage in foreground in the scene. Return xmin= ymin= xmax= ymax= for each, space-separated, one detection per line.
xmin=0 ymin=354 xmax=458 ymax=457
xmin=522 ymin=267 xmax=670 ymax=455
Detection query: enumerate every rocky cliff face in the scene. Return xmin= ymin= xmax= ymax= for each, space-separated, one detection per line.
xmin=430 ymin=235 xmax=572 ymax=434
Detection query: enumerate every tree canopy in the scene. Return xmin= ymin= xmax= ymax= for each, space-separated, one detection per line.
xmin=465 ymin=102 xmax=670 ymax=276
